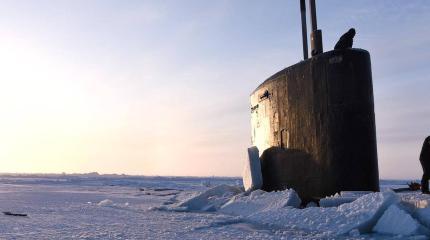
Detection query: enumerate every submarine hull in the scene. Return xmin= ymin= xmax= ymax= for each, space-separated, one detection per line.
xmin=250 ymin=49 xmax=379 ymax=199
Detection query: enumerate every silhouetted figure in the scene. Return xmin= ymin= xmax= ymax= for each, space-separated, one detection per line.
xmin=334 ymin=28 xmax=356 ymax=50
xmin=420 ymin=136 xmax=430 ymax=193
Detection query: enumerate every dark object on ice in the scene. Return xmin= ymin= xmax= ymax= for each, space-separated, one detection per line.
xmin=140 ymin=187 xmax=181 ymax=192
xmin=420 ymin=136 xmax=430 ymax=193
xmin=392 ymin=188 xmax=411 ymax=193
xmin=152 ymin=192 xmax=178 ymax=197
xmin=138 ymin=187 xmax=180 ymax=197
xmin=251 ymin=49 xmax=379 ymax=199
xmin=408 ymin=181 xmax=421 ymax=191
xmin=3 ymin=211 xmax=27 ymax=217
xmin=152 ymin=188 xmax=179 ymax=192
xmin=393 ymin=182 xmax=422 ymax=192
xmin=334 ymin=28 xmax=356 ymax=50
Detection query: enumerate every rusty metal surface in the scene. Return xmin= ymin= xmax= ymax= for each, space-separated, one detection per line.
xmin=250 ymin=49 xmax=379 ymax=199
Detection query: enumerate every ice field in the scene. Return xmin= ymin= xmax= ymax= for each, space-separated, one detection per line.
xmin=0 ymin=174 xmax=429 ymax=239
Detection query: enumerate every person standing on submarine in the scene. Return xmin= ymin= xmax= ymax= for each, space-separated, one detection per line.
xmin=420 ymin=136 xmax=430 ymax=194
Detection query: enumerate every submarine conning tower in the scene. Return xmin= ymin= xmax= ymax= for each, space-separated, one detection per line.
xmin=250 ymin=48 xmax=379 ymax=199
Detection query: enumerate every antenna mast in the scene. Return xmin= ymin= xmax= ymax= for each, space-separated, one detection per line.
xmin=300 ymin=0 xmax=308 ymax=60
xmin=309 ymin=0 xmax=323 ymax=56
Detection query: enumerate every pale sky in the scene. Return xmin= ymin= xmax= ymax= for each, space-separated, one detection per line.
xmin=0 ymin=0 xmax=429 ymax=178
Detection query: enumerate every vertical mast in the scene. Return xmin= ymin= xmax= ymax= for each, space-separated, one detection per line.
xmin=300 ymin=0 xmax=309 ymax=60
xmin=309 ymin=0 xmax=323 ymax=56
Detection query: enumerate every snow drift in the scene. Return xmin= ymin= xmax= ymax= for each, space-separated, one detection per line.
xmin=373 ymin=204 xmax=429 ymax=236
xmin=241 ymin=191 xmax=399 ymax=235
xmin=220 ymin=189 xmax=301 ymax=216
xmin=160 ymin=184 xmax=430 ymax=237
xmin=173 ymin=184 xmax=242 ymax=212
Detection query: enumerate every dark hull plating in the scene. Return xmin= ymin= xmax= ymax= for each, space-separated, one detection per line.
xmin=250 ymin=49 xmax=379 ymax=199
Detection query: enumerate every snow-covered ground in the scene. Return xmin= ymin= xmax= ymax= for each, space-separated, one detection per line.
xmin=0 ymin=174 xmax=428 ymax=239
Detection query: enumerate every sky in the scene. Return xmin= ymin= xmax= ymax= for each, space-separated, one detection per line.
xmin=0 ymin=0 xmax=429 ymax=178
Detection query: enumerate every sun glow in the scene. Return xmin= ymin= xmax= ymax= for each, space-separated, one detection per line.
xmin=0 ymin=36 xmax=107 ymax=173
xmin=0 ymin=35 xmax=245 ymax=176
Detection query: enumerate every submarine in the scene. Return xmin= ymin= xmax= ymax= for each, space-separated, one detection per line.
xmin=249 ymin=0 xmax=379 ymax=200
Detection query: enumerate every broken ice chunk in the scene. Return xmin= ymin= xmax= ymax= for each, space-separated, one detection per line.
xmin=177 ymin=184 xmax=242 ymax=212
xmin=220 ymin=189 xmax=301 ymax=216
xmin=373 ymin=204 xmax=429 ymax=236
xmin=242 ymin=146 xmax=263 ymax=191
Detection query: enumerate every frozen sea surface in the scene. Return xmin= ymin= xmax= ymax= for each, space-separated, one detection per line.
xmin=0 ymin=174 xmax=426 ymax=239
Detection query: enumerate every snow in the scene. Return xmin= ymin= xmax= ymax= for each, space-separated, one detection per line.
xmin=320 ymin=191 xmax=374 ymax=207
xmin=242 ymin=146 xmax=263 ymax=191
xmin=306 ymin=201 xmax=318 ymax=208
xmin=97 ymin=199 xmax=114 ymax=207
xmin=401 ymin=193 xmax=430 ymax=209
xmin=173 ymin=185 xmax=413 ymax=236
xmin=0 ymin=174 xmax=430 ymax=239
xmin=373 ymin=204 xmax=428 ymax=236
xmin=415 ymin=208 xmax=430 ymax=229
xmin=174 ymin=184 xmax=242 ymax=212
xmin=349 ymin=228 xmax=360 ymax=237
xmin=219 ymin=189 xmax=301 ymax=216
xmin=320 ymin=195 xmax=356 ymax=207
xmin=340 ymin=191 xmax=374 ymax=197
xmin=0 ymin=175 xmax=262 ymax=239
xmin=242 ymin=191 xmax=399 ymax=236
